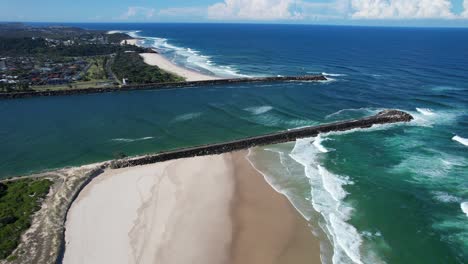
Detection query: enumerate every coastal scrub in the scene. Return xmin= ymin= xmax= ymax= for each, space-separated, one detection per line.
xmin=0 ymin=179 xmax=53 ymax=259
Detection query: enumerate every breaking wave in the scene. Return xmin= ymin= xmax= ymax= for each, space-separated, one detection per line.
xmin=110 ymin=137 xmax=154 ymax=143
xmin=452 ymin=135 xmax=468 ymax=147
xmin=416 ymin=108 xmax=435 ymax=116
xmin=244 ymin=105 xmax=273 ymax=115
xmin=461 ymin=202 xmax=468 ymax=217
xmin=433 ymin=191 xmax=462 ymax=203
xmin=129 ymin=31 xmax=249 ymax=78
xmin=289 ymin=137 xmax=367 ymax=264
xmin=322 ymin=72 xmax=347 ymax=77
xmin=411 ymin=108 xmax=459 ymax=127
xmin=172 ymin=112 xmax=202 ymax=122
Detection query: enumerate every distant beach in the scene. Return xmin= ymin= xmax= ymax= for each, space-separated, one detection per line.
xmin=121 ymin=38 xmax=219 ymax=81
xmin=62 ymin=151 xmax=320 ymax=264
xmin=140 ymin=53 xmax=220 ymax=81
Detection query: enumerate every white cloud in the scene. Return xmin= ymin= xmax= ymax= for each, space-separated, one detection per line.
xmin=207 ymin=0 xmax=350 ymax=20
xmin=295 ymin=0 xmax=350 ymax=20
xmin=462 ymin=0 xmax=468 ymax=18
xmin=351 ymin=0 xmax=456 ymax=19
xmin=117 ymin=0 xmax=468 ymax=22
xmin=207 ymin=0 xmax=300 ymax=20
xmin=120 ymin=6 xmax=156 ymax=20
xmin=158 ymin=7 xmax=206 ymax=18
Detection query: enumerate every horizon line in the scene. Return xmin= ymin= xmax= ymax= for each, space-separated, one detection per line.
xmin=2 ymin=20 xmax=468 ymax=29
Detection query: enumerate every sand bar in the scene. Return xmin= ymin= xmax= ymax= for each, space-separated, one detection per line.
xmin=63 ymin=151 xmax=321 ymax=264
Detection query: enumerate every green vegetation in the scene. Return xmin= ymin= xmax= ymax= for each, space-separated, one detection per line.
xmin=112 ymin=52 xmax=184 ymax=84
xmin=83 ymin=57 xmax=108 ymax=81
xmin=106 ymin=33 xmax=134 ymax=44
xmin=0 ymin=179 xmax=53 ymax=260
xmin=50 ymin=44 xmax=146 ymax=57
xmin=0 ymin=37 xmax=48 ymax=56
xmin=0 ymin=37 xmax=146 ymax=57
xmin=31 ymin=80 xmax=116 ymax=91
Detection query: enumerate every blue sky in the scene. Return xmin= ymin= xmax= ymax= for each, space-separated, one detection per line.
xmin=1 ymin=0 xmax=468 ymax=27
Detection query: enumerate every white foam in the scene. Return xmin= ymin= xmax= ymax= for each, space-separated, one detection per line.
xmin=290 ymin=137 xmax=364 ymax=264
xmin=416 ymin=108 xmax=435 ymax=116
xmin=245 ymin=149 xmax=312 ymax=221
xmin=433 ymin=191 xmax=462 ymax=203
xmin=319 ymin=165 xmax=351 ymax=201
xmin=319 ymin=77 xmax=337 ymax=83
xmin=107 ymin=30 xmax=141 ymax=36
xmin=130 ymin=32 xmax=249 ymax=79
xmin=461 ymin=202 xmax=468 ymax=217
xmin=452 ymin=135 xmax=468 ymax=147
xmin=111 ymin=137 xmax=154 ymax=143
xmin=244 ymin=106 xmax=273 ymax=115
xmin=172 ymin=112 xmax=202 ymax=122
xmin=313 ymin=135 xmax=329 ymax=153
xmin=322 ymin=72 xmax=346 ymax=77
xmin=330 ymin=213 xmax=364 ymax=264
xmin=411 ymin=108 xmax=459 ymax=127
xmin=325 ymin=108 xmax=378 ymax=120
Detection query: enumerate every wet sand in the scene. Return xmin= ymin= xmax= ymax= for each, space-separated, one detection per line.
xmin=63 ymin=151 xmax=321 ymax=264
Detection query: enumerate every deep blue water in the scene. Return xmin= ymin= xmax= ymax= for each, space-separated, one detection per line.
xmin=4 ymin=23 xmax=468 ymax=263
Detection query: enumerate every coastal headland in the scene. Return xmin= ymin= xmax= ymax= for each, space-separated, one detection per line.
xmin=1 ymin=110 xmax=413 ymax=264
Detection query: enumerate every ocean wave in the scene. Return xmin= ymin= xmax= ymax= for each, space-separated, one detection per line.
xmin=290 ymin=137 xmax=365 ymax=264
xmin=244 ymin=105 xmax=273 ymax=115
xmin=129 ymin=32 xmax=249 ymax=79
xmin=411 ymin=108 xmax=459 ymax=127
xmin=313 ymin=135 xmax=329 ymax=153
xmin=431 ymin=85 xmax=467 ymax=92
xmin=325 ymin=108 xmax=378 ymax=120
xmin=246 ymin=148 xmax=313 ymax=221
xmin=110 ymin=137 xmax=154 ymax=143
xmin=322 ymin=72 xmax=347 ymax=77
xmin=172 ymin=112 xmax=202 ymax=122
xmin=107 ymin=30 xmax=141 ymax=35
xmin=319 ymin=77 xmax=337 ymax=83
xmin=461 ymin=202 xmax=468 ymax=217
xmin=452 ymin=135 xmax=468 ymax=147
xmin=433 ymin=191 xmax=462 ymax=203
xmin=416 ymin=108 xmax=435 ymax=116
xmin=392 ymin=151 xmax=465 ymax=182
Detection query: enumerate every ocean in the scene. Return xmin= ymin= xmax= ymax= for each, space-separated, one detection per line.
xmin=1 ymin=23 xmax=467 ymax=263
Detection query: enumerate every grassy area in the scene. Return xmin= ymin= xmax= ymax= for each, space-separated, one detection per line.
xmin=83 ymin=57 xmax=108 ymax=81
xmin=0 ymin=179 xmax=53 ymax=260
xmin=112 ymin=52 xmax=185 ymax=84
xmin=31 ymin=80 xmax=116 ymax=91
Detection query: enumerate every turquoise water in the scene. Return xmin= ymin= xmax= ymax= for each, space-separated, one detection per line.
xmin=4 ymin=24 xmax=468 ymax=263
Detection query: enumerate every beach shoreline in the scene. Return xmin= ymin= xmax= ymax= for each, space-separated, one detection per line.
xmin=140 ymin=53 xmax=220 ymax=81
xmin=121 ymin=38 xmax=220 ymax=81
xmin=62 ymin=151 xmax=321 ymax=264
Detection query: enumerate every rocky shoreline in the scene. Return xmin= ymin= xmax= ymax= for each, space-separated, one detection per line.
xmin=0 ymin=75 xmax=327 ymax=100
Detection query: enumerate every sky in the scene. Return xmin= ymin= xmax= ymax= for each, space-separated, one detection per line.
xmin=1 ymin=0 xmax=468 ymax=27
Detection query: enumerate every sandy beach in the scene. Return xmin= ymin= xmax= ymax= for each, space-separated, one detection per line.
xmin=140 ymin=53 xmax=220 ymax=81
xmin=63 ymin=151 xmax=320 ymax=264
xmin=120 ymin=38 xmax=219 ymax=81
